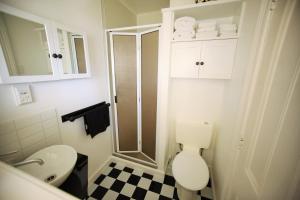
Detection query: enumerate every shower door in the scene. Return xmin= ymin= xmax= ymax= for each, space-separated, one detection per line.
xmin=109 ymin=28 xmax=159 ymax=163
xmin=140 ymin=29 xmax=159 ymax=161
xmin=110 ymin=32 xmax=140 ymax=153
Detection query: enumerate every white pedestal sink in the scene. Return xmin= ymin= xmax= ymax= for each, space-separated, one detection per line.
xmin=17 ymin=145 xmax=77 ymax=187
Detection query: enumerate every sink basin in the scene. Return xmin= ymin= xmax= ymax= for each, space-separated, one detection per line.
xmin=17 ymin=145 xmax=77 ymax=187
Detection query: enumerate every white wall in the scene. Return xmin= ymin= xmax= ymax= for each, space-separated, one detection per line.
xmin=137 ymin=10 xmax=162 ymax=25
xmin=102 ymin=0 xmax=136 ymax=28
xmin=168 ymin=79 xmax=224 ymax=167
xmin=213 ymin=0 xmax=263 ymax=199
xmin=0 ymin=0 xmax=112 ymax=180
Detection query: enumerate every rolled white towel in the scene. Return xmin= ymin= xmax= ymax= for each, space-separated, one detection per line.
xmin=197 ymin=20 xmax=217 ymax=29
xmin=173 ymin=30 xmax=195 ymax=40
xmin=219 ymin=24 xmax=237 ymax=31
xmin=175 ymin=17 xmax=196 ymax=31
xmin=197 ymin=26 xmax=216 ymax=32
xmin=175 ymin=26 xmax=195 ymax=32
xmin=196 ymin=30 xmax=218 ymax=39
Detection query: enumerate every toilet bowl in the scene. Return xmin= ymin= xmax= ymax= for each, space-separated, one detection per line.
xmin=172 ymin=120 xmax=213 ymax=200
xmin=172 ymin=150 xmax=209 ymax=200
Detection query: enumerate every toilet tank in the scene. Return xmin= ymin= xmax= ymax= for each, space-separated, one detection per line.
xmin=175 ymin=120 xmax=213 ymax=149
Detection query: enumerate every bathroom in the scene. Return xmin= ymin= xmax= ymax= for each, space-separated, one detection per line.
xmin=0 ymin=0 xmax=299 ymax=199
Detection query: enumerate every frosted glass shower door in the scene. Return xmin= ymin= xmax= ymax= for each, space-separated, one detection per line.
xmin=110 ymin=33 xmax=139 ymax=152
xmin=140 ymin=29 xmax=159 ymax=161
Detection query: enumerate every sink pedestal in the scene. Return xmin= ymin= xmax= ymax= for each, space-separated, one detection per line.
xmin=59 ymin=153 xmax=88 ymax=199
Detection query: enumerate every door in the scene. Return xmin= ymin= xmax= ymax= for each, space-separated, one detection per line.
xmin=110 ymin=33 xmax=139 ymax=152
xmin=140 ymin=29 xmax=159 ymax=161
xmin=53 ymin=26 xmax=90 ymax=79
xmin=170 ymin=41 xmax=202 ymax=78
xmin=233 ymin=0 xmax=300 ymax=199
xmin=200 ymin=39 xmax=237 ymax=79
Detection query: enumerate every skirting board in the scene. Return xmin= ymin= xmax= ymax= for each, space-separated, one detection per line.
xmin=88 ymin=156 xmax=112 ymax=187
xmin=210 ymin=167 xmax=217 ymax=200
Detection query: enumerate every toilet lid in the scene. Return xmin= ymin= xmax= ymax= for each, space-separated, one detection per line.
xmin=172 ymin=151 xmax=209 ymax=191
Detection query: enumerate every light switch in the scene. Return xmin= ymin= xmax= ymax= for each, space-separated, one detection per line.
xmin=12 ymin=85 xmax=33 ymax=106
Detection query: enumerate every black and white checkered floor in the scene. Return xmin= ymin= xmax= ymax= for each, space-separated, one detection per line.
xmin=87 ymin=162 xmax=213 ymax=200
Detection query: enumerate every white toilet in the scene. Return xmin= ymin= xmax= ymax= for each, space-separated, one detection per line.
xmin=172 ymin=120 xmax=213 ymax=200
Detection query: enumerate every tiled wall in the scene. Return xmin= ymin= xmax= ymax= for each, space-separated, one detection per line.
xmin=0 ymin=109 xmax=62 ymax=163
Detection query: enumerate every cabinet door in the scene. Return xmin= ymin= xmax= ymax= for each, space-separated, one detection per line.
xmin=52 ymin=26 xmax=91 ymax=79
xmin=200 ymin=39 xmax=237 ymax=79
xmin=170 ymin=41 xmax=202 ymax=78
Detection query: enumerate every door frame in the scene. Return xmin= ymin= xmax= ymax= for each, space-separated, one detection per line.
xmin=107 ymin=24 xmax=161 ymax=164
xmin=222 ymin=0 xmax=299 ymax=199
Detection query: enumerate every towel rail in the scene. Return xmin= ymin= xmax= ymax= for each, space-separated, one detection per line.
xmin=61 ymin=102 xmax=110 ymax=123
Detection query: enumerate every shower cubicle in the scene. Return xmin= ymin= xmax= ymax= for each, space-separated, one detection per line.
xmin=106 ymin=24 xmax=160 ymax=167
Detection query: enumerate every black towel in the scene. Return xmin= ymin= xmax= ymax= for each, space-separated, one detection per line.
xmin=83 ymin=104 xmax=110 ymax=138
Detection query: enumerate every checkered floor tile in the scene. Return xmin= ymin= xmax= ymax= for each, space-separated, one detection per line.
xmin=88 ymin=162 xmax=213 ymax=200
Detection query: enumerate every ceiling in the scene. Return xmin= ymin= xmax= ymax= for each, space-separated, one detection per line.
xmin=119 ymin=0 xmax=170 ymax=14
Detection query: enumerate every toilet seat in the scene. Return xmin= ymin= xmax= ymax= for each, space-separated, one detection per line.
xmin=172 ymin=151 xmax=209 ymax=191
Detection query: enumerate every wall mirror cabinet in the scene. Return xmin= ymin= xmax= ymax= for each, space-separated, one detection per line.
xmin=0 ymin=3 xmax=90 ymax=84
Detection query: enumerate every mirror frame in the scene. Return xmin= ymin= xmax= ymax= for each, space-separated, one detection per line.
xmin=0 ymin=3 xmax=58 ymax=84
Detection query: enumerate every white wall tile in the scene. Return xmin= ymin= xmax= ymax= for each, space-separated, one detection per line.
xmin=0 ymin=121 xmax=15 ymax=135
xmin=41 ymin=109 xmax=57 ymax=121
xmin=20 ymin=131 xmax=44 ymax=148
xmin=0 ymin=141 xmax=20 ymax=154
xmin=0 ymin=109 xmax=62 ymax=163
xmin=44 ymin=126 xmax=60 ymax=138
xmin=17 ymin=123 xmax=43 ymax=139
xmin=0 ymin=141 xmax=22 ymax=163
xmin=0 ymin=152 xmax=24 ymax=163
xmin=46 ymin=134 xmax=61 ymax=146
xmin=0 ymin=131 xmax=18 ymax=145
xmin=42 ymin=118 xmax=58 ymax=129
xmin=14 ymin=114 xmax=41 ymax=130
xmin=23 ymin=140 xmax=47 ymax=158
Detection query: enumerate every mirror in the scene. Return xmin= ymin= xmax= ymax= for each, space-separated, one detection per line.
xmin=0 ymin=11 xmax=52 ymax=76
xmin=57 ymin=29 xmax=87 ymax=74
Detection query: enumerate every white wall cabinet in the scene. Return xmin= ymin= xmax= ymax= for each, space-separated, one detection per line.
xmin=0 ymin=3 xmax=91 ymax=84
xmin=170 ymin=39 xmax=237 ymax=79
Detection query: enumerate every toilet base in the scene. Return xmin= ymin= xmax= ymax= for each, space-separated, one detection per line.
xmin=176 ymin=182 xmax=200 ymax=200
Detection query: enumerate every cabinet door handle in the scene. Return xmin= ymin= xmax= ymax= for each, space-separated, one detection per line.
xmin=196 ymin=61 xmax=200 ymax=65
xmin=58 ymin=54 xmax=63 ymax=59
xmin=200 ymin=61 xmax=205 ymax=65
xmin=52 ymin=53 xmax=58 ymax=58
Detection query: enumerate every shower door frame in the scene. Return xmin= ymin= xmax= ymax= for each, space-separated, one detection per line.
xmin=108 ymin=24 xmax=160 ymax=165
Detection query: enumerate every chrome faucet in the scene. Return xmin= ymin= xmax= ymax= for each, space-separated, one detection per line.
xmin=13 ymin=158 xmax=44 ymax=167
